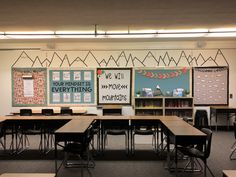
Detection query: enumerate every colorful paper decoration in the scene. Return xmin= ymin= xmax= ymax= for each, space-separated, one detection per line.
xmin=137 ymin=68 xmax=188 ymax=79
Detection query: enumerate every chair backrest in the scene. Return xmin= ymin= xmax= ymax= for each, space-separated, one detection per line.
xmin=131 ymin=120 xmax=157 ymax=130
xmin=194 ymin=110 xmax=209 ymax=129
xmin=201 ymin=128 xmax=213 ymax=159
xmin=0 ymin=122 xmax=5 ymax=138
xmin=42 ymin=109 xmax=54 ymax=116
xmin=20 ymin=109 xmax=32 ymax=116
xmin=60 ymin=108 xmax=73 ymax=115
xmin=102 ymin=119 xmax=129 ymax=130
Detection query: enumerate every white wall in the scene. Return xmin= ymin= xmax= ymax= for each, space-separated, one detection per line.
xmin=0 ymin=38 xmax=236 ymax=126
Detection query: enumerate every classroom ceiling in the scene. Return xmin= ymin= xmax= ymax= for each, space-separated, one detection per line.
xmin=0 ymin=0 xmax=236 ymax=32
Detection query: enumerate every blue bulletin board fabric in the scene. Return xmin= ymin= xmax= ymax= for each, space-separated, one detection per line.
xmin=49 ymin=69 xmax=95 ymax=104
xmin=135 ymin=68 xmax=190 ymax=96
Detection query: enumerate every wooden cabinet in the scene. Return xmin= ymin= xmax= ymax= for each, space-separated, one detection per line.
xmin=164 ymin=97 xmax=193 ymax=117
xmin=134 ymin=97 xmax=193 ymax=118
xmin=134 ymin=97 xmax=163 ymax=115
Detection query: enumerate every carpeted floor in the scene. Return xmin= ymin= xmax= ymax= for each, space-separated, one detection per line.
xmin=0 ymin=130 xmax=235 ymax=177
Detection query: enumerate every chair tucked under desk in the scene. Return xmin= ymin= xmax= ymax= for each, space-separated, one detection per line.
xmin=0 ymin=121 xmax=6 ymax=151
xmin=131 ymin=119 xmax=158 ymax=154
xmin=18 ymin=109 xmax=43 ymax=153
xmin=230 ymin=122 xmax=236 ymax=160
xmin=41 ymin=109 xmax=55 ymax=153
xmin=177 ymin=128 xmax=214 ymax=177
xmin=101 ymin=119 xmax=129 ymax=154
xmin=60 ymin=108 xmax=73 ymax=116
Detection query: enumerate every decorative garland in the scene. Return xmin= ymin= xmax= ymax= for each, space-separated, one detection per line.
xmin=137 ymin=68 xmax=188 ymax=79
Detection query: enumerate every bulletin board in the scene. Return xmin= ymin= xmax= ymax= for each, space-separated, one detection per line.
xmin=12 ymin=68 xmax=47 ymax=107
xmin=135 ymin=68 xmax=191 ymax=96
xmin=49 ymin=69 xmax=95 ymax=105
xmin=97 ymin=68 xmax=132 ymax=105
xmin=193 ymin=67 xmax=228 ymax=105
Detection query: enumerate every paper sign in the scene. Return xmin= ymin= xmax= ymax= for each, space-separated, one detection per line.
xmin=23 ymin=79 xmax=34 ymax=97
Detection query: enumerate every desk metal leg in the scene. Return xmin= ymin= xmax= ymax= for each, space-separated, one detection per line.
xmin=175 ymin=143 xmax=178 ymax=177
xmin=215 ymin=112 xmax=218 ymax=131
xmin=55 ymin=141 xmax=57 ymax=177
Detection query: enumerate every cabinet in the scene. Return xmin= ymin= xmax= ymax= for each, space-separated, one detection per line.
xmin=164 ymin=97 xmax=193 ymax=117
xmin=134 ymin=97 xmax=163 ymax=115
xmin=134 ymin=97 xmax=193 ymax=118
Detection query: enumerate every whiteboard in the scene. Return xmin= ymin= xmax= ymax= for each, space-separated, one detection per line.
xmin=97 ymin=68 xmax=132 ymax=105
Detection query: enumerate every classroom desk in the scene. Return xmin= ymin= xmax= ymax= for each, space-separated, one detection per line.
xmin=223 ymin=170 xmax=236 ymax=177
xmin=161 ymin=120 xmax=206 ymax=177
xmin=210 ymin=106 xmax=236 ymax=131
xmin=0 ymin=116 xmax=71 ymax=154
xmin=0 ymin=174 xmax=55 ymax=177
xmin=0 ymin=115 xmax=206 ymax=177
xmin=54 ymin=117 xmax=95 ymax=177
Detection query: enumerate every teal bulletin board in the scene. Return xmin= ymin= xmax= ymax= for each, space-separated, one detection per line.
xmin=49 ymin=69 xmax=95 ymax=104
xmin=135 ymin=68 xmax=191 ymax=96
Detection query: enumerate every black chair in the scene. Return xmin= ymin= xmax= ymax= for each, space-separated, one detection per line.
xmin=194 ymin=110 xmax=209 ymax=129
xmin=131 ymin=119 xmax=158 ymax=154
xmin=102 ymin=119 xmax=129 ymax=154
xmin=42 ymin=109 xmax=54 ymax=116
xmin=83 ymin=114 xmax=100 ymax=152
xmin=20 ymin=109 xmax=32 ymax=116
xmin=0 ymin=122 xmax=6 ymax=151
xmin=41 ymin=109 xmax=55 ymax=153
xmin=62 ymin=124 xmax=95 ymax=177
xmin=18 ymin=109 xmax=43 ymax=152
xmin=177 ymin=128 xmax=214 ymax=177
xmin=230 ymin=122 xmax=236 ymax=160
xmin=60 ymin=108 xmax=73 ymax=116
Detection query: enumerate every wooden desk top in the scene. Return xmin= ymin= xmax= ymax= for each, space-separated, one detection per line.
xmin=55 ymin=117 xmax=94 ymax=134
xmin=98 ymin=115 xmax=130 ymax=120
xmin=0 ymin=173 xmax=55 ymax=177
xmin=162 ymin=120 xmax=205 ymax=136
xmin=101 ymin=105 xmax=122 ymax=109
xmin=210 ymin=106 xmax=236 ymax=110
xmin=0 ymin=115 xmax=74 ymax=120
xmin=223 ymin=170 xmax=236 ymax=177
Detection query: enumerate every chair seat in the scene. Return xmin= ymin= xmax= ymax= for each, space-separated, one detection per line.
xmin=134 ymin=129 xmax=154 ymax=135
xmin=64 ymin=142 xmax=84 ymax=154
xmin=178 ymin=146 xmax=205 ymax=159
xmin=106 ymin=129 xmax=127 ymax=135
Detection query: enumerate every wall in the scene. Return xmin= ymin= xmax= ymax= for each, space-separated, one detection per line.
xmin=0 ymin=38 xmax=236 ymax=125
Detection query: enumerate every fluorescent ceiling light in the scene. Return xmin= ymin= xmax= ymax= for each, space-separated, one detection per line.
xmin=158 ymin=29 xmax=208 ymax=33
xmin=207 ymin=32 xmax=236 ymax=37
xmin=5 ymin=31 xmax=55 ymax=39
xmin=106 ymin=34 xmax=156 ymax=38
xmin=55 ymin=31 xmax=106 ymax=38
xmin=5 ymin=31 xmax=54 ymax=34
xmin=105 ymin=30 xmax=129 ymax=34
xmin=129 ymin=30 xmax=157 ymax=34
xmin=209 ymin=28 xmax=236 ymax=32
xmin=157 ymin=33 xmax=206 ymax=38
xmin=1 ymin=28 xmax=236 ymax=39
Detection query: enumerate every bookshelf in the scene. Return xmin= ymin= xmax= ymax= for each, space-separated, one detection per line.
xmin=134 ymin=97 xmax=163 ymax=115
xmin=164 ymin=97 xmax=193 ymax=117
xmin=134 ymin=97 xmax=193 ymax=118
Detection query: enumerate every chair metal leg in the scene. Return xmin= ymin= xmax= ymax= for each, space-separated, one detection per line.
xmin=230 ymin=144 xmax=236 ymax=160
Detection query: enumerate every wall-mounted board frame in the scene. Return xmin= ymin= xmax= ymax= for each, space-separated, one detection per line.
xmin=97 ymin=68 xmax=132 ymax=105
xmin=12 ymin=68 xmax=47 ymax=107
xmin=134 ymin=67 xmax=191 ymax=97
xmin=49 ymin=69 xmax=95 ymax=105
xmin=193 ymin=67 xmax=229 ymax=106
